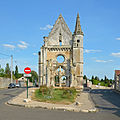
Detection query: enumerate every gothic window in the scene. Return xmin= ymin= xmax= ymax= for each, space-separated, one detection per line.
xmin=59 ymin=33 xmax=62 ymax=46
xmin=59 ymin=40 xmax=62 ymax=46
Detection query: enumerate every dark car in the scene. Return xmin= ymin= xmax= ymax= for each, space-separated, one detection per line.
xmin=8 ymin=83 xmax=16 ymax=88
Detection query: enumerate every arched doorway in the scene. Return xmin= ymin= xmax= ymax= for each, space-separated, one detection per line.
xmin=60 ymin=76 xmax=67 ymax=87
xmin=54 ymin=75 xmax=59 ymax=87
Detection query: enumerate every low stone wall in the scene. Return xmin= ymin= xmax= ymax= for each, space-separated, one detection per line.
xmin=0 ymin=77 xmax=11 ymax=88
xmin=91 ymin=85 xmax=112 ymax=89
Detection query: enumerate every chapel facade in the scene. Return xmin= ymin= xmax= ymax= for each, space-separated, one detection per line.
xmin=38 ymin=13 xmax=84 ymax=88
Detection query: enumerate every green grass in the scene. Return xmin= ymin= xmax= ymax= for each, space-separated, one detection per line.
xmin=32 ymin=87 xmax=77 ymax=105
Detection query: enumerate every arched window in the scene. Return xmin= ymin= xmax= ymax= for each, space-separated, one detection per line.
xmin=59 ymin=40 xmax=62 ymax=46
xmin=59 ymin=33 xmax=62 ymax=46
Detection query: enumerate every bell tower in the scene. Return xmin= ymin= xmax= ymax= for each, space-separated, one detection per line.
xmin=72 ymin=13 xmax=84 ymax=88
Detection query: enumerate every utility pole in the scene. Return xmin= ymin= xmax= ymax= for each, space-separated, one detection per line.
xmin=11 ymin=55 xmax=13 ymax=83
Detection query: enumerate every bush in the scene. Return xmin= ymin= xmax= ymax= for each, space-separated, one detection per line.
xmin=39 ymin=85 xmax=50 ymax=95
xmin=93 ymin=79 xmax=99 ymax=85
xmin=61 ymin=87 xmax=76 ymax=98
xmin=100 ymin=82 xmax=105 ymax=86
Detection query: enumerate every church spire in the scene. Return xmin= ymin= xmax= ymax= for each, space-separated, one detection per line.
xmin=74 ymin=13 xmax=83 ymax=35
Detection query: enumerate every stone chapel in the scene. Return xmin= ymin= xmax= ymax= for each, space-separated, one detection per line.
xmin=38 ymin=13 xmax=84 ymax=88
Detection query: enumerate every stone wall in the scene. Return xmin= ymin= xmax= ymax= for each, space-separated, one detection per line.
xmin=0 ymin=77 xmax=11 ymax=88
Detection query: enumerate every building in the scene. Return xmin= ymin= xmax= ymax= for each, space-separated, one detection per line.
xmin=18 ymin=77 xmax=27 ymax=87
xmin=38 ymin=13 xmax=84 ymax=88
xmin=114 ymin=70 xmax=120 ymax=91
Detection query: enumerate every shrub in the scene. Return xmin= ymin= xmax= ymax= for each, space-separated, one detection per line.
xmin=61 ymin=87 xmax=76 ymax=98
xmin=39 ymin=85 xmax=50 ymax=95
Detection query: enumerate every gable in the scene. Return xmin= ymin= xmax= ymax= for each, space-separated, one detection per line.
xmin=47 ymin=14 xmax=72 ymax=46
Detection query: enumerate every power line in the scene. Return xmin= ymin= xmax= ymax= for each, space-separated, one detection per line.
xmin=0 ymin=52 xmax=10 ymax=57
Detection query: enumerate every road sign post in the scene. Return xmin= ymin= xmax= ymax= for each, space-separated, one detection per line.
xmin=24 ymin=67 xmax=31 ymax=99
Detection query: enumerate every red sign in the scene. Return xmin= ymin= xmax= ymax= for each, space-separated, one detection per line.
xmin=24 ymin=67 xmax=31 ymax=74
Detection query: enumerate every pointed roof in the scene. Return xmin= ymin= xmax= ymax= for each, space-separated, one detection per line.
xmin=74 ymin=13 xmax=83 ymax=35
xmin=48 ymin=14 xmax=72 ymax=38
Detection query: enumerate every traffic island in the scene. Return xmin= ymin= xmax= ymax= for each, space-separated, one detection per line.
xmin=6 ymin=88 xmax=98 ymax=113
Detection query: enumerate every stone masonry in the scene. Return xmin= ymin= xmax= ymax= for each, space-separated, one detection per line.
xmin=38 ymin=13 xmax=84 ymax=88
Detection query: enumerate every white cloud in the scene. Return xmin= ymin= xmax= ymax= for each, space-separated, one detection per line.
xmin=40 ymin=24 xmax=53 ymax=30
xmin=111 ymin=52 xmax=120 ymax=57
xmin=116 ymin=38 xmax=120 ymax=40
xmin=33 ymin=53 xmax=37 ymax=56
xmin=95 ymin=60 xmax=113 ymax=63
xmin=84 ymin=49 xmax=101 ymax=53
xmin=17 ymin=41 xmax=28 ymax=49
xmin=3 ymin=44 xmax=15 ymax=50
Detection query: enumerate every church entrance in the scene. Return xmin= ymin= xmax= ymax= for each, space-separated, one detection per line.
xmin=60 ymin=76 xmax=67 ymax=87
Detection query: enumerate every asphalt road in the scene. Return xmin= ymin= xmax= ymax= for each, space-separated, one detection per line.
xmin=0 ymin=88 xmax=120 ymax=120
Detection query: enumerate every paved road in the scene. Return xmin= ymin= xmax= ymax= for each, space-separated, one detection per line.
xmin=90 ymin=89 xmax=120 ymax=116
xmin=0 ymin=88 xmax=120 ymax=120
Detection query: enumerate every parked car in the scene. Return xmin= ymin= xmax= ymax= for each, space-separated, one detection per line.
xmin=8 ymin=83 xmax=16 ymax=88
xmin=35 ymin=83 xmax=39 ymax=87
xmin=15 ymin=83 xmax=20 ymax=88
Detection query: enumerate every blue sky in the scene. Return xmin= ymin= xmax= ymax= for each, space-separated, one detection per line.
xmin=0 ymin=0 xmax=120 ymax=79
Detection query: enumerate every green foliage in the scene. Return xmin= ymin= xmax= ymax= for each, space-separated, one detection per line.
xmin=39 ymin=85 xmax=50 ymax=95
xmin=92 ymin=79 xmax=99 ymax=85
xmin=90 ymin=75 xmax=113 ymax=87
xmin=83 ymin=75 xmax=87 ymax=80
xmin=0 ymin=65 xmax=4 ymax=77
xmin=34 ymin=87 xmax=77 ymax=104
xmin=15 ymin=65 xmax=19 ymax=79
xmin=0 ymin=64 xmax=23 ymax=79
xmin=29 ymin=70 xmax=38 ymax=82
xmin=5 ymin=63 xmax=11 ymax=78
xmin=91 ymin=75 xmax=94 ymax=80
xmin=62 ymin=87 xmax=76 ymax=99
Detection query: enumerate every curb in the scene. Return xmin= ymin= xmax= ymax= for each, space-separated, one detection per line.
xmin=7 ymin=100 xmax=98 ymax=113
xmin=6 ymin=89 xmax=98 ymax=113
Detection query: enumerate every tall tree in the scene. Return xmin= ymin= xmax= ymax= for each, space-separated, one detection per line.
xmin=0 ymin=65 xmax=4 ymax=77
xmin=95 ymin=76 xmax=99 ymax=81
xmin=15 ymin=65 xmax=19 ymax=79
xmin=83 ymin=75 xmax=87 ymax=80
xmin=91 ymin=76 xmax=94 ymax=80
xmin=29 ymin=70 xmax=38 ymax=83
xmin=5 ymin=63 xmax=10 ymax=77
xmin=104 ymin=75 xmax=108 ymax=83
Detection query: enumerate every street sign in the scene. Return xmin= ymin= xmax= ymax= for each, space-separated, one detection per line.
xmin=24 ymin=67 xmax=31 ymax=74
xmin=24 ymin=67 xmax=31 ymax=99
xmin=24 ymin=74 xmax=31 ymax=77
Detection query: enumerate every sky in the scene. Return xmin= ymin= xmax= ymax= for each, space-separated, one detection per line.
xmin=0 ymin=0 xmax=120 ymax=79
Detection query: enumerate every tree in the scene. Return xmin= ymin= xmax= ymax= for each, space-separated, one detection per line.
xmin=95 ymin=76 xmax=99 ymax=81
xmin=5 ymin=63 xmax=11 ymax=77
xmin=0 ymin=65 xmax=4 ymax=77
xmin=104 ymin=76 xmax=108 ymax=83
xmin=29 ymin=70 xmax=38 ymax=83
xmin=91 ymin=76 xmax=94 ymax=80
xmin=83 ymin=75 xmax=87 ymax=80
xmin=15 ymin=65 xmax=19 ymax=79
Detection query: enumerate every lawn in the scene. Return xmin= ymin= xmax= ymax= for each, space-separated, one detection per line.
xmin=32 ymin=86 xmax=77 ymax=105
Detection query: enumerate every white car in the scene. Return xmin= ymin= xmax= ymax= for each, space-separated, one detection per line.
xmin=15 ymin=84 xmax=20 ymax=88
